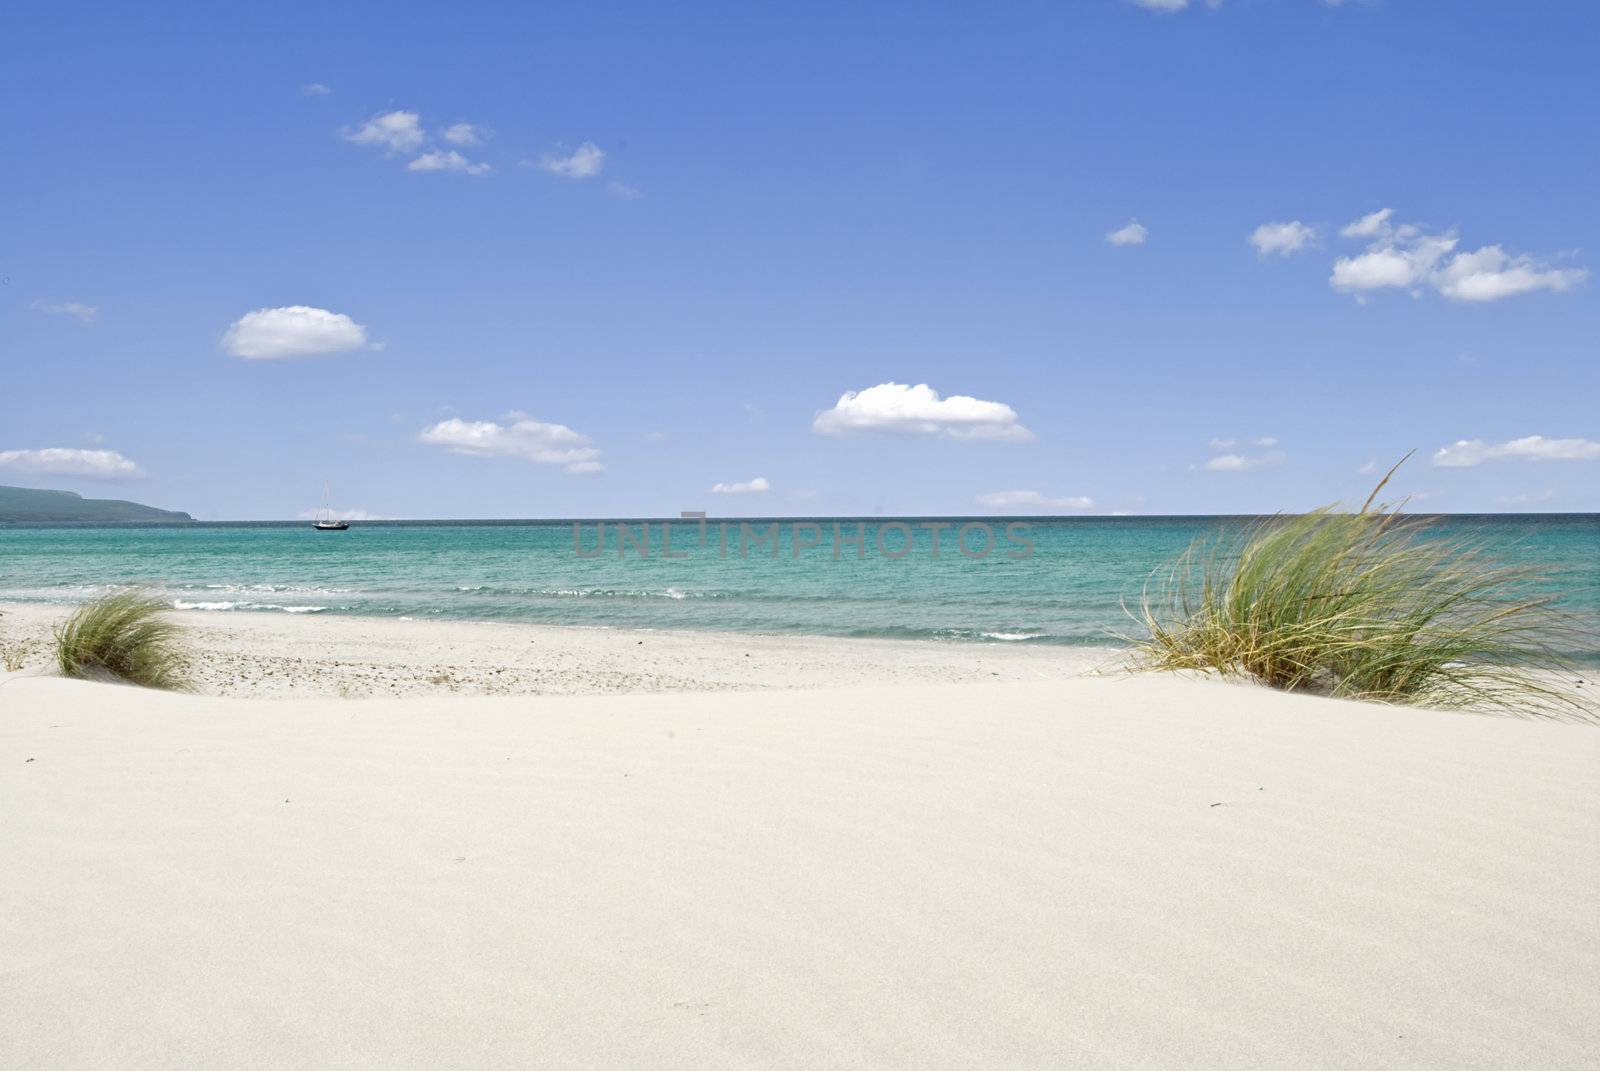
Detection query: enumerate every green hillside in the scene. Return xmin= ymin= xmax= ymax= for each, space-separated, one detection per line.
xmin=0 ymin=485 xmax=193 ymax=523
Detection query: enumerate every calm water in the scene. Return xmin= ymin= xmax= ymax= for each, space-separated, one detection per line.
xmin=1 ymin=516 xmax=1596 ymax=658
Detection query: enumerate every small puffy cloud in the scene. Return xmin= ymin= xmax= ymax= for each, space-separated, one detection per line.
xmin=976 ymin=490 xmax=1094 ymax=510
xmin=441 ymin=122 xmax=481 ymax=146
xmin=1205 ymin=453 xmax=1277 ymax=471
xmin=407 ymin=150 xmax=490 ymax=175
xmin=711 ymin=476 xmax=771 ymax=494
xmin=31 ymin=299 xmax=98 ymax=323
xmin=1433 ymin=246 xmax=1586 ymax=303
xmin=300 ymin=83 xmax=331 ymax=96
xmin=1495 ymin=489 xmax=1555 ymax=507
xmin=1432 ymin=436 xmax=1600 ymax=467
xmin=1331 ymin=229 xmax=1458 ymax=295
xmin=1106 ymin=220 xmax=1148 ymax=246
xmin=812 ymin=382 xmax=1033 ymax=442
xmin=1330 ymin=209 xmax=1585 ymax=302
xmin=538 ymin=142 xmax=605 ymax=179
xmin=1203 ymin=438 xmax=1285 ymax=471
xmin=0 ymin=447 xmax=144 ymax=480
xmin=221 ymin=306 xmax=371 ymax=360
xmin=1339 ymin=208 xmax=1394 ymax=239
xmin=1249 ymin=221 xmax=1316 ymax=257
xmin=418 ymin=416 xmax=603 ymax=474
xmin=344 ymin=110 xmax=424 ymax=154
xmin=607 ymin=180 xmax=643 ymax=200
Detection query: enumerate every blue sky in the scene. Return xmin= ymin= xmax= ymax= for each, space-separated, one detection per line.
xmin=3 ymin=0 xmax=1597 ymax=519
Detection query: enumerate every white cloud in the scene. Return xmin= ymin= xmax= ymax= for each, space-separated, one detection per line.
xmin=1339 ymin=208 xmax=1394 ymax=239
xmin=441 ymin=123 xmax=481 ymax=146
xmin=221 ymin=306 xmax=371 ymax=360
xmin=1433 ymin=245 xmax=1586 ymax=302
xmin=1331 ymin=228 xmax=1458 ymax=295
xmin=812 ymin=382 xmax=1033 ymax=442
xmin=344 ymin=110 xmax=424 ymax=154
xmin=300 ymin=83 xmax=331 ymax=96
xmin=538 ymin=142 xmax=605 ymax=179
xmin=975 ymin=490 xmax=1094 ymax=510
xmin=1432 ymin=436 xmax=1600 ymax=468
xmin=1495 ymin=489 xmax=1555 ymax=507
xmin=418 ymin=417 xmax=603 ymax=474
xmin=1106 ymin=220 xmax=1148 ymax=246
xmin=407 ymin=150 xmax=490 ymax=175
xmin=1205 ymin=451 xmax=1284 ymax=471
xmin=31 ymin=300 xmax=98 ymax=323
xmin=1330 ymin=209 xmax=1586 ymax=302
xmin=1209 ymin=435 xmax=1276 ymax=450
xmin=1249 ymin=221 xmax=1316 ymax=257
xmin=607 ymin=180 xmax=643 ymax=199
xmin=710 ymin=476 xmax=771 ymax=494
xmin=0 ymin=447 xmax=144 ymax=480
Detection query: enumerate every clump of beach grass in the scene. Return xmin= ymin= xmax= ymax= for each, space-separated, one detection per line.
xmin=2 ymin=637 xmax=35 ymax=672
xmin=1131 ymin=456 xmax=1591 ymax=720
xmin=54 ymin=592 xmax=193 ymax=690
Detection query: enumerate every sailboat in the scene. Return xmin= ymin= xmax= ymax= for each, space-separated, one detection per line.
xmin=312 ymin=483 xmax=350 ymax=531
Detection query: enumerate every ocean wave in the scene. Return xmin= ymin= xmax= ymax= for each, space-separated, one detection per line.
xmin=172 ymin=599 xmax=327 ymax=614
xmin=198 ymin=583 xmax=354 ymax=596
xmin=837 ymin=624 xmax=1069 ymax=644
xmin=452 ymin=585 xmax=730 ymax=600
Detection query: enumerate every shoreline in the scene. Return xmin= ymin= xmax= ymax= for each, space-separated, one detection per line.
xmin=0 ymin=600 xmax=1123 ymax=699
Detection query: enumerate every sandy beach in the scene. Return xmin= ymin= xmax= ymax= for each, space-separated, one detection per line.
xmin=0 ymin=601 xmax=1116 ymax=698
xmin=3 ymin=608 xmax=1598 ymax=1068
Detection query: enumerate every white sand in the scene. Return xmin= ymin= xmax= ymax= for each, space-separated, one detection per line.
xmin=3 ymin=666 xmax=1597 ymax=1068
xmin=0 ymin=601 xmax=1114 ymax=697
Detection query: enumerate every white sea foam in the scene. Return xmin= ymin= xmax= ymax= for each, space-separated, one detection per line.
xmin=172 ymin=600 xmax=326 ymax=614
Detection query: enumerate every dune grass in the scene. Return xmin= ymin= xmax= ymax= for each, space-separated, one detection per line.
xmin=1130 ymin=459 xmax=1591 ymax=720
xmin=54 ymin=592 xmax=192 ymax=690
xmin=2 ymin=637 xmax=34 ymax=672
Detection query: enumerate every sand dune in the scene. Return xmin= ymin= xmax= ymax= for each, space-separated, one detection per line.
xmin=3 ymin=673 xmax=1596 ymax=1068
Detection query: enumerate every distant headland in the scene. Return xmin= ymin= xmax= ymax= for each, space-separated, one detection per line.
xmin=0 ymin=485 xmax=192 ymax=524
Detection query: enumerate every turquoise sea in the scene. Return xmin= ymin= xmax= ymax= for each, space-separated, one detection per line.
xmin=1 ymin=516 xmax=1596 ymax=660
